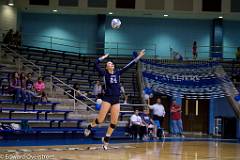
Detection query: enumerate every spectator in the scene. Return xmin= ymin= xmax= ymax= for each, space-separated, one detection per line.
xmin=25 ymin=73 xmax=35 ymax=103
xmin=20 ymin=72 xmax=27 ymax=90
xmin=34 ymin=77 xmax=48 ymax=102
xmin=10 ymin=72 xmax=24 ymax=103
xmin=236 ymin=47 xmax=240 ymax=61
xmin=13 ymin=31 xmax=21 ymax=47
xmin=19 ymin=72 xmax=27 ymax=102
xmin=192 ymin=41 xmax=198 ymax=60
xmin=170 ymin=100 xmax=184 ymax=137
xmin=143 ymin=84 xmax=153 ymax=104
xmin=92 ymin=80 xmax=102 ymax=99
xmin=149 ymin=98 xmax=165 ymax=128
xmin=130 ymin=110 xmax=146 ymax=140
xmin=140 ymin=108 xmax=158 ymax=139
xmin=3 ymin=29 xmax=13 ymax=45
xmin=173 ymin=52 xmax=183 ymax=61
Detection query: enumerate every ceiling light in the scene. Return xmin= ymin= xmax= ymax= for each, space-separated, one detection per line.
xmin=163 ymin=14 xmax=168 ymax=17
xmin=108 ymin=12 xmax=113 ymax=15
xmin=218 ymin=16 xmax=223 ymax=19
xmin=8 ymin=0 xmax=14 ymax=6
xmin=52 ymin=9 xmax=58 ymax=12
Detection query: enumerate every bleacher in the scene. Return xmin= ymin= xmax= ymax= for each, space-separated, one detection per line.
xmin=0 ymin=45 xmax=142 ymax=140
xmin=15 ymin=45 xmax=141 ymax=104
xmin=221 ymin=60 xmax=240 ymax=91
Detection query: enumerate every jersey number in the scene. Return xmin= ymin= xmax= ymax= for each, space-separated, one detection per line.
xmin=110 ymin=77 xmax=118 ymax=84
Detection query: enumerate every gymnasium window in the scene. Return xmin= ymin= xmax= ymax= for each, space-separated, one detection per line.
xmin=88 ymin=0 xmax=107 ymax=8
xmin=59 ymin=0 xmax=78 ymax=7
xmin=145 ymin=0 xmax=164 ymax=10
xmin=231 ymin=0 xmax=240 ymax=12
xmin=202 ymin=0 xmax=222 ymax=12
xmin=174 ymin=0 xmax=193 ymax=11
xmin=29 ymin=0 xmax=49 ymax=5
xmin=116 ymin=0 xmax=135 ymax=9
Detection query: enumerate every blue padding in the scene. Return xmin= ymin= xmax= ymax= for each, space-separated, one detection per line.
xmin=0 ymin=118 xmax=82 ymax=122
xmin=0 ymin=100 xmax=13 ymax=103
xmin=1 ymin=109 xmax=72 ymax=113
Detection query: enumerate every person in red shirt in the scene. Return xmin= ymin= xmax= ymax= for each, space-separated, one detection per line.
xmin=170 ymin=100 xmax=184 ymax=137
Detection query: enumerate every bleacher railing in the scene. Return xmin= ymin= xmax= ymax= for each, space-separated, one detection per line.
xmin=20 ymin=33 xmax=240 ymax=61
xmin=50 ymin=75 xmax=96 ymax=112
xmin=1 ymin=45 xmax=42 ymax=77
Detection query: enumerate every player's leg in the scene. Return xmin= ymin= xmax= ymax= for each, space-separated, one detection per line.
xmin=84 ymin=101 xmax=111 ymax=136
xmin=102 ymin=103 xmax=120 ymax=150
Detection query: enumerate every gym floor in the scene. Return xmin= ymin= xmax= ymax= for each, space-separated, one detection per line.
xmin=0 ymin=138 xmax=239 ymax=160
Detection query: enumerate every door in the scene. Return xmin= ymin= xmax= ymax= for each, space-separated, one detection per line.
xmin=182 ymin=99 xmax=209 ymax=133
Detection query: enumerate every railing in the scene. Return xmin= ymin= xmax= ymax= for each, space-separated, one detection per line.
xmin=50 ymin=75 xmax=96 ymax=112
xmin=1 ymin=45 xmax=42 ymax=77
xmin=179 ymin=45 xmax=238 ymax=60
xmin=21 ymin=33 xmax=157 ymax=58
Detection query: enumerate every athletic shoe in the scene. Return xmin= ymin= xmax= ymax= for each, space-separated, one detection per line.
xmin=84 ymin=128 xmax=91 ymax=137
xmin=102 ymin=137 xmax=109 ymax=150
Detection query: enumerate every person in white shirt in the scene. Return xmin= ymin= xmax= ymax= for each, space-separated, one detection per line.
xmin=149 ymin=98 xmax=165 ymax=128
xmin=130 ymin=110 xmax=146 ymax=140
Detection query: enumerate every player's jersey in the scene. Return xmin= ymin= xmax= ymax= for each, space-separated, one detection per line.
xmin=95 ymin=53 xmax=139 ymax=97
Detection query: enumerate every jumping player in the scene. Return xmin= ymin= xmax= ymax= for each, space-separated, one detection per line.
xmin=84 ymin=49 xmax=145 ymax=150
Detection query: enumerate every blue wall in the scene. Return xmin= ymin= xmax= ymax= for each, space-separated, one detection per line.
xmin=209 ymin=97 xmax=239 ymax=138
xmin=105 ymin=17 xmax=211 ymax=58
xmin=20 ymin=13 xmax=97 ymax=53
xmin=223 ymin=20 xmax=240 ymax=59
xmin=20 ymin=13 xmax=211 ymax=57
xmin=19 ymin=13 xmax=240 ymax=59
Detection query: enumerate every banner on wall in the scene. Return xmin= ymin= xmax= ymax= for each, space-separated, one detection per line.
xmin=141 ymin=60 xmax=238 ymax=99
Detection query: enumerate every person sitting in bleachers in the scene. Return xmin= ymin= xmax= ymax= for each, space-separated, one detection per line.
xmin=130 ymin=109 xmax=146 ymax=140
xmin=70 ymin=83 xmax=87 ymax=101
xmin=34 ymin=77 xmax=48 ymax=102
xmin=25 ymin=73 xmax=36 ymax=103
xmin=10 ymin=72 xmax=25 ymax=103
xmin=13 ymin=31 xmax=21 ymax=47
xmin=3 ymin=29 xmax=13 ymax=45
xmin=20 ymin=72 xmax=27 ymax=102
xmin=140 ymin=108 xmax=158 ymax=139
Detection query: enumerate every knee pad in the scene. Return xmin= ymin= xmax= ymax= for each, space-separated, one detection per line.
xmin=95 ymin=119 xmax=99 ymax=124
xmin=110 ymin=123 xmax=116 ymax=129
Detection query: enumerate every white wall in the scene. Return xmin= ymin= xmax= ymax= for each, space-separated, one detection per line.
xmin=0 ymin=1 xmax=17 ymax=38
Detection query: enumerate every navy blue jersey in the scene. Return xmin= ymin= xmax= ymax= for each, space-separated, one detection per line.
xmin=95 ymin=54 xmax=139 ymax=97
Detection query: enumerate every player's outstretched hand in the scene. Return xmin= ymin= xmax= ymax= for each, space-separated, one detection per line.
xmin=138 ymin=49 xmax=145 ymax=58
xmin=99 ymin=53 xmax=109 ymax=60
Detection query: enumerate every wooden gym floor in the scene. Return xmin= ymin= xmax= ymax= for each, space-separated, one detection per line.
xmin=0 ymin=141 xmax=240 ymax=160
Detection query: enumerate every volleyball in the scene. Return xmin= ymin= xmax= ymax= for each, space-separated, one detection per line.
xmin=96 ymin=99 xmax=102 ymax=105
xmin=111 ymin=18 xmax=121 ymax=29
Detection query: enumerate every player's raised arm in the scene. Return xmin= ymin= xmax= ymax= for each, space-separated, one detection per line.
xmin=119 ymin=49 xmax=145 ymax=74
xmin=95 ymin=54 xmax=109 ymax=76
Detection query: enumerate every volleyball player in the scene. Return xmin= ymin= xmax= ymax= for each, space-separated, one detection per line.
xmin=84 ymin=49 xmax=145 ymax=150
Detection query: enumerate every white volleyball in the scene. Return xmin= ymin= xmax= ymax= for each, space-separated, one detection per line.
xmin=111 ymin=18 xmax=121 ymax=29
xmin=96 ymin=99 xmax=102 ymax=104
